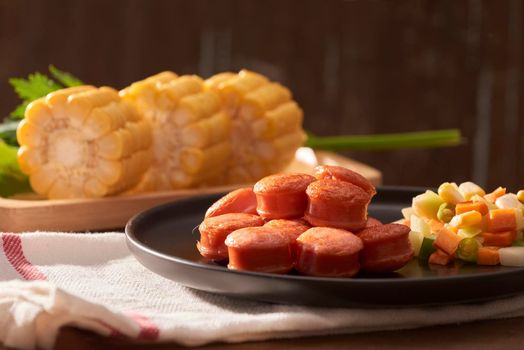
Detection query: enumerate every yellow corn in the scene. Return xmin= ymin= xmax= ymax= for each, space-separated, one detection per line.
xmin=438 ymin=182 xmax=465 ymax=204
xmin=449 ymin=211 xmax=483 ymax=228
xmin=517 ymin=190 xmax=524 ymax=203
xmin=239 ymin=83 xmax=291 ymax=120
xmin=172 ymin=92 xmax=221 ymax=127
xmin=207 ymin=70 xmax=268 ymax=115
xmin=121 ymin=72 xmax=231 ymax=191
xmin=18 ymin=69 xmax=306 ymax=197
xmin=17 ymin=86 xmax=152 ymax=199
xmin=206 ymin=70 xmax=305 ymax=184
xmin=251 ymin=102 xmax=303 ymax=139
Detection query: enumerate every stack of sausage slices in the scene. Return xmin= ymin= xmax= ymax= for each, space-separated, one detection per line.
xmin=197 ymin=166 xmax=414 ymax=277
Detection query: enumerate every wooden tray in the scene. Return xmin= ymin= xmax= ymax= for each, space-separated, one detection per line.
xmin=0 ymin=149 xmax=381 ymax=233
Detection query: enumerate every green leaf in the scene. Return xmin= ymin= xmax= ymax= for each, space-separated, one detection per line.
xmin=9 ymin=72 xmax=62 ymax=102
xmin=0 ymin=141 xmax=32 ymax=197
xmin=0 ymin=120 xmax=20 ymax=147
xmin=9 ymin=101 xmax=29 ymax=120
xmin=49 ymin=65 xmax=84 ymax=87
xmin=7 ymin=66 xmax=84 ymax=120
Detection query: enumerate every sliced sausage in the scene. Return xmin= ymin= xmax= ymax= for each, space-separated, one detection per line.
xmin=365 ymin=216 xmax=382 ymax=228
xmin=254 ymin=173 xmax=316 ymax=220
xmin=205 ymin=188 xmax=257 ymax=218
xmin=304 ymin=178 xmax=371 ymax=231
xmin=355 ymin=217 xmax=383 ymax=235
xmin=225 ymin=226 xmax=294 ymax=274
xmin=295 ymin=227 xmax=364 ymax=277
xmin=357 ymin=223 xmax=414 ymax=273
xmin=264 ymin=219 xmax=311 ymax=261
xmin=197 ymin=213 xmax=264 ymax=261
xmin=314 ymin=165 xmax=376 ymax=197
xmin=264 ymin=219 xmax=311 ymax=242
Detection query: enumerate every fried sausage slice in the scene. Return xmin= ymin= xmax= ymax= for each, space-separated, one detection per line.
xmin=305 ymin=178 xmax=372 ymax=231
xmin=197 ymin=213 xmax=264 ymax=261
xmin=225 ymin=226 xmax=294 ymax=274
xmin=357 ymin=223 xmax=414 ymax=273
xmin=296 ymin=227 xmax=364 ymax=277
xmin=355 ymin=217 xmax=383 ymax=235
xmin=314 ymin=165 xmax=376 ymax=197
xmin=205 ymin=188 xmax=257 ymax=218
xmin=264 ymin=219 xmax=311 ymax=242
xmin=264 ymin=219 xmax=311 ymax=261
xmin=254 ymin=173 xmax=315 ymax=220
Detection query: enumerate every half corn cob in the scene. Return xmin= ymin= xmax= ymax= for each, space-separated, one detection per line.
xmin=16 ymin=86 xmax=152 ymax=199
xmin=206 ymin=70 xmax=305 ymax=184
xmin=120 ymin=72 xmax=231 ymax=191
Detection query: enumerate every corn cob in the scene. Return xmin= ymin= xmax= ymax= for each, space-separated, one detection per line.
xmin=121 ymin=72 xmax=231 ymax=191
xmin=17 ymin=86 xmax=152 ymax=199
xmin=206 ymin=70 xmax=305 ymax=184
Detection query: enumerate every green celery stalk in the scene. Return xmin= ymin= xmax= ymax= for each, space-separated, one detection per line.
xmin=305 ymin=129 xmax=462 ymax=151
xmin=418 ymin=236 xmax=437 ymax=262
xmin=0 ymin=120 xmax=20 ymax=147
xmin=0 ymin=141 xmax=32 ymax=197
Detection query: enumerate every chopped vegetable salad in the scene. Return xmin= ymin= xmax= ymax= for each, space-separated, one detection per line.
xmin=404 ymin=182 xmax=524 ymax=267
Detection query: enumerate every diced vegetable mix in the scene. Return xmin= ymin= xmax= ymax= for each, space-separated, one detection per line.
xmin=405 ymin=181 xmax=524 ymax=267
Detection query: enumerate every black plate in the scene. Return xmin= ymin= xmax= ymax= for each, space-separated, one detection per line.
xmin=125 ymin=186 xmax=524 ymax=307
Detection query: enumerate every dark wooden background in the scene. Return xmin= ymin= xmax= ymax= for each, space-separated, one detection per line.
xmin=1 ymin=0 xmax=522 ymax=190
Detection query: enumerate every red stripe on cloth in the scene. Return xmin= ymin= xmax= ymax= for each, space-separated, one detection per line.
xmin=98 ymin=320 xmax=124 ymax=338
xmin=2 ymin=234 xmax=47 ymax=281
xmin=127 ymin=312 xmax=160 ymax=341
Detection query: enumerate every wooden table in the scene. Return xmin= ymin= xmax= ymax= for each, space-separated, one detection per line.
xmin=2 ymin=317 xmax=523 ymax=349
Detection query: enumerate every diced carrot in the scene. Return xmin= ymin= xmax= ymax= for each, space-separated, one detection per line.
xmin=433 ymin=227 xmax=462 ymax=256
xmin=429 ymin=219 xmax=444 ymax=232
xmin=484 ymin=187 xmax=506 ymax=203
xmin=429 ymin=249 xmax=454 ymax=265
xmin=487 ymin=208 xmax=517 ymax=232
xmin=480 ymin=231 xmax=516 ymax=247
xmin=477 ymin=246 xmax=500 ymax=265
xmin=455 ymin=201 xmax=489 ymax=216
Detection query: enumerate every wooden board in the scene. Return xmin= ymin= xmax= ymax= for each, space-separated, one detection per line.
xmin=0 ymin=149 xmax=381 ymax=233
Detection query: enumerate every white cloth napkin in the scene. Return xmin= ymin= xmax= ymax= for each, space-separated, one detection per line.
xmin=2 ymin=232 xmax=524 ymax=350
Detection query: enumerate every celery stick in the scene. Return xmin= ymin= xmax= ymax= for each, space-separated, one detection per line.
xmin=305 ymin=129 xmax=462 ymax=151
xmin=419 ymin=236 xmax=437 ymax=262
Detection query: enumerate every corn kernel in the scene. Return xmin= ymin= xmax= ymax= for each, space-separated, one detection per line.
xmin=438 ymin=182 xmax=465 ymax=204
xmin=449 ymin=211 xmax=483 ymax=228
xmin=517 ymin=190 xmax=524 ymax=203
